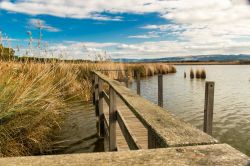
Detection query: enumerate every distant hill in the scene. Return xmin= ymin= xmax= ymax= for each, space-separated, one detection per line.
xmin=113 ymin=54 xmax=250 ymax=63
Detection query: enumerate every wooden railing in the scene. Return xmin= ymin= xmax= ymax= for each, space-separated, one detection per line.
xmin=0 ymin=71 xmax=248 ymax=165
xmin=93 ymin=70 xmax=218 ymax=152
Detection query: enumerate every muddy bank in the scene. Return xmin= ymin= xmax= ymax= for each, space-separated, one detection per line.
xmin=48 ymin=101 xmax=103 ymax=154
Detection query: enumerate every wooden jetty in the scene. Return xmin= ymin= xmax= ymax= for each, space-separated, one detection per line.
xmin=0 ymin=70 xmax=249 ymax=165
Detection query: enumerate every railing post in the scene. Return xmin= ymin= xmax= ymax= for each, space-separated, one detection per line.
xmin=92 ymin=77 xmax=95 ymax=105
xmin=148 ymin=128 xmax=156 ymax=149
xmin=125 ymin=70 xmax=129 ymax=88
xmin=203 ymin=81 xmax=215 ymax=135
xmin=98 ymin=79 xmax=105 ymax=137
xmin=136 ymin=70 xmax=141 ymax=95
xmin=109 ymin=88 xmax=117 ymax=151
xmin=94 ymin=75 xmax=99 ymax=117
xmin=158 ymin=74 xmax=163 ymax=107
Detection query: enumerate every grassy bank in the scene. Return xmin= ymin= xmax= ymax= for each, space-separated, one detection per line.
xmin=0 ymin=61 xmax=175 ymax=156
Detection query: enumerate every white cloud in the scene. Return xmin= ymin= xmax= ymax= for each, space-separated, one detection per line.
xmin=2 ymin=0 xmax=250 ymax=58
xmin=28 ymin=18 xmax=60 ymax=32
xmin=128 ymin=34 xmax=159 ymax=39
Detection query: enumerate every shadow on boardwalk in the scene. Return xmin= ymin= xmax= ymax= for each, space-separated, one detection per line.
xmin=49 ymin=100 xmax=104 ymax=154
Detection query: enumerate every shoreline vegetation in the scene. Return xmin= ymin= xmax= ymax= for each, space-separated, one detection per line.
xmin=0 ymin=60 xmax=176 ymax=157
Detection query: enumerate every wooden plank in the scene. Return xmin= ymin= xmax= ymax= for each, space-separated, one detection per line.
xmin=103 ymin=98 xmax=146 ymax=151
xmin=98 ymin=79 xmax=105 ymax=137
xmin=94 ymin=75 xmax=99 ymax=116
xmin=1 ymin=144 xmax=248 ymax=166
xmin=117 ymin=102 xmax=148 ymax=150
xmin=94 ymin=71 xmax=218 ymax=148
xmin=109 ymin=88 xmax=117 ymax=151
xmin=102 ymin=91 xmax=110 ymax=107
xmin=104 ymin=114 xmax=109 ymax=136
xmin=117 ymin=109 xmax=141 ymax=150
xmin=203 ymin=81 xmax=215 ymax=136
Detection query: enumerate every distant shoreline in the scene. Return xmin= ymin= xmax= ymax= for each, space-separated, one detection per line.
xmin=125 ymin=61 xmax=250 ymax=65
xmin=166 ymin=61 xmax=250 ymax=65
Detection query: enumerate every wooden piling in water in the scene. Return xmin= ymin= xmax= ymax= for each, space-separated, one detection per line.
xmin=158 ymin=74 xmax=163 ymax=107
xmin=136 ymin=71 xmax=141 ymax=95
xmin=203 ymin=81 xmax=215 ymax=136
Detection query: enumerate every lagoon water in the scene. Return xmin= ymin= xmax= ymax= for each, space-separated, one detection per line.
xmin=130 ymin=65 xmax=250 ymax=156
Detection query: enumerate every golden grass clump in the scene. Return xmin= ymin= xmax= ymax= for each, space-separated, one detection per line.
xmin=195 ymin=69 xmax=206 ymax=79
xmin=190 ymin=68 xmax=194 ymax=79
xmin=195 ymin=69 xmax=201 ymax=79
xmin=201 ymin=69 xmax=206 ymax=79
xmin=0 ymin=60 xmax=176 ymax=156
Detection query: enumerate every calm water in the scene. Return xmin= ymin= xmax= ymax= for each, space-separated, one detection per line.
xmin=130 ymin=65 xmax=250 ymax=156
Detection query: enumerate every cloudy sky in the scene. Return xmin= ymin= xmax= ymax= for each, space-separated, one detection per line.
xmin=1 ymin=0 xmax=250 ymax=59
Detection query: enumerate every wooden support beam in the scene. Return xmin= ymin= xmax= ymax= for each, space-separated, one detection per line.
xmin=98 ymin=79 xmax=105 ymax=137
xmin=158 ymin=74 xmax=163 ymax=107
xmin=109 ymin=88 xmax=117 ymax=151
xmin=92 ymin=78 xmax=95 ymax=105
xmin=94 ymin=75 xmax=99 ymax=117
xmin=102 ymin=91 xmax=110 ymax=107
xmin=203 ymin=81 xmax=215 ymax=136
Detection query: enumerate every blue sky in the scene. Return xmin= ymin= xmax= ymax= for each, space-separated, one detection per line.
xmin=1 ymin=0 xmax=250 ymax=59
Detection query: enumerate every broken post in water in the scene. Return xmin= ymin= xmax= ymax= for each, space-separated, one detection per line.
xmin=203 ymin=81 xmax=215 ymax=136
xmin=158 ymin=74 xmax=163 ymax=107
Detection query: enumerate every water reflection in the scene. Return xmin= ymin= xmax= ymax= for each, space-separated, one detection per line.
xmin=130 ymin=65 xmax=250 ymax=156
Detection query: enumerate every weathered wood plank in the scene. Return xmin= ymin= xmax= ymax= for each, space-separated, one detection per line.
xmin=102 ymin=91 xmax=110 ymax=107
xmin=94 ymin=75 xmax=99 ymax=116
xmin=117 ymin=109 xmax=141 ymax=150
xmin=158 ymin=74 xmax=163 ymax=107
xmin=109 ymin=88 xmax=117 ymax=151
xmin=98 ymin=79 xmax=105 ymax=137
xmin=0 ymin=144 xmax=248 ymax=166
xmin=104 ymin=114 xmax=109 ymax=136
xmin=204 ymin=81 xmax=215 ymax=136
xmin=94 ymin=71 xmax=217 ymax=148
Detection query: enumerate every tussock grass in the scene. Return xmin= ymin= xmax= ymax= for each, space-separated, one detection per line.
xmin=201 ymin=69 xmax=206 ymax=79
xmin=195 ymin=70 xmax=201 ymax=79
xmin=0 ymin=61 xmax=176 ymax=156
xmin=195 ymin=69 xmax=206 ymax=79
xmin=190 ymin=68 xmax=194 ymax=79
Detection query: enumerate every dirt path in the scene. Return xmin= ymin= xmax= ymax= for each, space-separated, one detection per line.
xmin=50 ymin=100 xmax=104 ymax=154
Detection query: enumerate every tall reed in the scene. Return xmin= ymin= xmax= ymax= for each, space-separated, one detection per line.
xmin=0 ymin=61 xmax=176 ymax=156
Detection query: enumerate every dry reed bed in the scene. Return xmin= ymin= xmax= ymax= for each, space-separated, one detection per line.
xmin=189 ymin=68 xmax=206 ymax=79
xmin=0 ymin=61 xmax=176 ymax=156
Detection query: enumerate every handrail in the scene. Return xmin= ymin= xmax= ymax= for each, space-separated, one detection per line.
xmin=93 ymin=70 xmax=217 ymax=151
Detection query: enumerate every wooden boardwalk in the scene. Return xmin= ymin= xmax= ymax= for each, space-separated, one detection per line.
xmin=103 ymin=98 xmax=148 ymax=151
xmin=0 ymin=71 xmax=248 ymax=165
